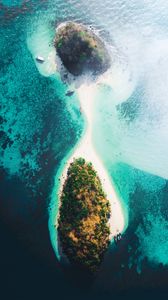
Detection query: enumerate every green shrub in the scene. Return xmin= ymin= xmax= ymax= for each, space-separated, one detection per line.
xmin=58 ymin=158 xmax=111 ymax=272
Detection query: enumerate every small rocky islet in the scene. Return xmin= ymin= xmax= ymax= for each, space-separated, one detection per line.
xmin=54 ymin=21 xmax=111 ymax=76
xmin=58 ymin=158 xmax=111 ymax=272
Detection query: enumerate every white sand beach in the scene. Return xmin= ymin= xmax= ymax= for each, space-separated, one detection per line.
xmin=57 ymin=83 xmax=125 ymax=239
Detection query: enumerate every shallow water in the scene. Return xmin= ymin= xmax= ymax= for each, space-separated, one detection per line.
xmin=1 ymin=0 xmax=168 ymax=298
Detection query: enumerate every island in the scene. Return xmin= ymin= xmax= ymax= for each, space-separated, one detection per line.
xmin=54 ymin=21 xmax=111 ymax=76
xmin=58 ymin=158 xmax=111 ymax=272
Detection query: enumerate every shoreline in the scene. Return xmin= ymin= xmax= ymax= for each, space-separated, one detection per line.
xmin=50 ymin=82 xmax=126 ymax=261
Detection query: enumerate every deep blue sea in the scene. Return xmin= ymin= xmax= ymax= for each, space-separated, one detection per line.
xmin=1 ymin=1 xmax=168 ymax=299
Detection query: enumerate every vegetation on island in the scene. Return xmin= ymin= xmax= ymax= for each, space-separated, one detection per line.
xmin=58 ymin=158 xmax=111 ymax=272
xmin=54 ymin=22 xmax=111 ymax=76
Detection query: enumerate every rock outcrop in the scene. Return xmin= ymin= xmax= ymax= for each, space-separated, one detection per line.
xmin=54 ymin=22 xmax=111 ymax=76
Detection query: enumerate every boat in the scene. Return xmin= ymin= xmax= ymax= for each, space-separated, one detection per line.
xmin=65 ymin=90 xmax=74 ymax=97
xmin=36 ymin=56 xmax=45 ymax=63
xmin=114 ymin=233 xmax=122 ymax=244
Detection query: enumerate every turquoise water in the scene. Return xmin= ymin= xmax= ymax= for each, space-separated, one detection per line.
xmin=1 ymin=0 xmax=168 ymax=295
xmin=93 ymin=84 xmax=168 ymax=269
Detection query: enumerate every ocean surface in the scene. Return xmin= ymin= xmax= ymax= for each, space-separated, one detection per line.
xmin=1 ymin=1 xmax=168 ymax=299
